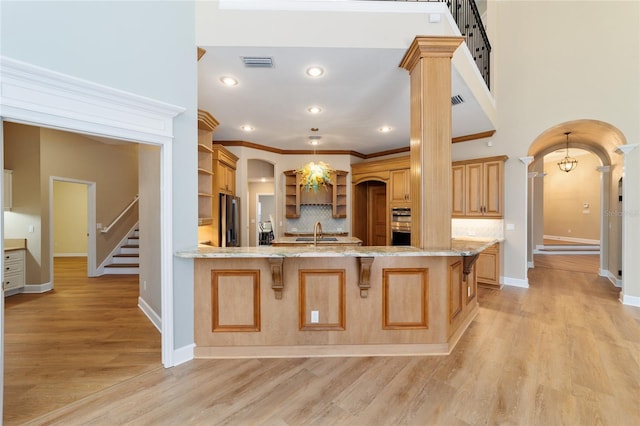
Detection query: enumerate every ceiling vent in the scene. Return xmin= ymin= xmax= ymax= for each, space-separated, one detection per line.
xmin=451 ymin=94 xmax=465 ymax=106
xmin=241 ymin=56 xmax=274 ymax=68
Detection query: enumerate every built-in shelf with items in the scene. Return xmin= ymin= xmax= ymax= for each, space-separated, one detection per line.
xmin=197 ymin=110 xmax=220 ymax=243
xmin=284 ymin=169 xmax=348 ymax=219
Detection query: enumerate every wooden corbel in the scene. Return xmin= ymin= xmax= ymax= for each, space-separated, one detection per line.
xmin=358 ymin=257 xmax=374 ymax=298
xmin=268 ymin=258 xmax=284 ymax=299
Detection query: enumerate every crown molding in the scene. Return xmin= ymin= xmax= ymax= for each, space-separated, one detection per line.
xmin=0 ymin=56 xmax=185 ymax=145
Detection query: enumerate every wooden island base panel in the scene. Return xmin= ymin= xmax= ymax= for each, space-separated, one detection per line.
xmin=177 ymin=240 xmax=497 ymax=359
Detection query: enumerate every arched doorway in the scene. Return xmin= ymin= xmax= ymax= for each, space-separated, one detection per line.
xmin=247 ymin=159 xmax=275 ymax=247
xmin=526 ymin=119 xmax=626 ymax=287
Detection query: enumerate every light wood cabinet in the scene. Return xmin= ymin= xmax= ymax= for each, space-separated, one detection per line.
xmin=451 ymin=164 xmax=465 ymax=217
xmin=477 ymin=243 xmax=501 ymax=289
xmin=284 ymin=169 xmax=348 ymax=219
xmin=452 ymin=155 xmax=507 ymax=218
xmin=213 ymin=145 xmax=237 ymax=195
xmin=197 ymin=110 xmax=219 ymax=227
xmin=390 ymin=168 xmax=410 ymax=206
xmin=3 ymin=249 xmax=25 ymax=292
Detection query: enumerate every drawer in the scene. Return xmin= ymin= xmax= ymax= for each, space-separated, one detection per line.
xmin=4 ymin=261 xmax=23 ymax=274
xmin=4 ymin=271 xmax=24 ymax=290
xmin=4 ymin=250 xmax=25 ymax=262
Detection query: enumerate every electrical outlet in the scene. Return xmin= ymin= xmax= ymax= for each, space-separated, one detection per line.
xmin=311 ymin=310 xmax=319 ymax=323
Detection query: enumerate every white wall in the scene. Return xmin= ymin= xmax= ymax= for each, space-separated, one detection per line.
xmin=1 ymin=0 xmax=198 ymax=349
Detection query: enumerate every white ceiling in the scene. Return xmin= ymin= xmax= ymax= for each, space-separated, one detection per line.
xmin=196 ymin=1 xmax=496 ymax=156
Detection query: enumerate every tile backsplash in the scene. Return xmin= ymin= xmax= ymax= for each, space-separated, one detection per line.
xmin=286 ymin=205 xmax=346 ymax=233
xmin=452 ymin=218 xmax=504 ymax=239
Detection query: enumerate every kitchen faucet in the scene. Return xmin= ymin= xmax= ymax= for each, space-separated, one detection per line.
xmin=313 ymin=221 xmax=323 ymax=247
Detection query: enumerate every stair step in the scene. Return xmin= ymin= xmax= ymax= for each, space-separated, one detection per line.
xmin=105 ymin=263 xmax=140 ymax=268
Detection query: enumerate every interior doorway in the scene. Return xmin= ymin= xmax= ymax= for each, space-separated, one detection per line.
xmin=257 ymin=193 xmax=275 ymax=246
xmin=353 ymin=181 xmax=387 ymax=246
xmin=51 ymin=179 xmax=97 ymax=278
xmin=526 ymin=119 xmax=627 ymax=289
xmin=247 ymin=159 xmax=275 ymax=247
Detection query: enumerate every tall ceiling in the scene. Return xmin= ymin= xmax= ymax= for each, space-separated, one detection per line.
xmin=196 ymin=0 xmax=496 ymax=156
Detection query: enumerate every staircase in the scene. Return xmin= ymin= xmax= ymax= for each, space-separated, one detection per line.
xmin=103 ymin=228 xmax=139 ymax=275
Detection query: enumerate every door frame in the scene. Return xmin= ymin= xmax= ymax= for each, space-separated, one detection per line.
xmin=50 ymin=177 xmax=98 ymax=278
xmin=0 ymin=56 xmax=186 ymax=421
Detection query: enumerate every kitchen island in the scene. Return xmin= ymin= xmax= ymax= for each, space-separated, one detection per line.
xmin=177 ymin=238 xmax=496 ymax=358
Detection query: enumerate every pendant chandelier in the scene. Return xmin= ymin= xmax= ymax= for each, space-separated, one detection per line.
xmin=557 ymin=131 xmax=578 ymax=173
xmin=297 ymin=128 xmax=335 ymax=192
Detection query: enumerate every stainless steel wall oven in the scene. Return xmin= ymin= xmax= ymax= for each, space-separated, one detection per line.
xmin=391 ymin=207 xmax=411 ymax=246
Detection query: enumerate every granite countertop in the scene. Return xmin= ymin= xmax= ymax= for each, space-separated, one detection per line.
xmin=177 ymin=238 xmax=499 ymax=259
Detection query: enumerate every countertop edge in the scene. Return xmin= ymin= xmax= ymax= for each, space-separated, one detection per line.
xmin=176 ymin=238 xmax=501 ymax=259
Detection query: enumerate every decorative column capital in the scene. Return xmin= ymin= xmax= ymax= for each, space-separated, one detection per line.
xmin=399 ymin=36 xmax=464 ymax=72
xmin=615 ymin=144 xmax=639 ymax=156
xmin=597 ymin=165 xmax=611 ymax=173
xmin=519 ymin=156 xmax=534 ymax=166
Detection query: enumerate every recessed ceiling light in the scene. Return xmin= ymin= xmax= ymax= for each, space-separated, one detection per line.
xmin=220 ymin=76 xmax=238 ymax=86
xmin=310 ymin=140 xmax=320 ymax=146
xmin=240 ymin=125 xmax=254 ymax=132
xmin=306 ymin=66 xmax=324 ymax=78
xmin=379 ymin=126 xmax=393 ymax=133
xmin=261 ymin=177 xmax=266 ymax=183
xmin=307 ymin=106 xmax=322 ymax=114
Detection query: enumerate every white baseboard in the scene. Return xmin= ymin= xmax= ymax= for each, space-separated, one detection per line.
xmin=501 ymin=276 xmax=529 ymax=288
xmin=543 ymin=235 xmax=600 ymax=245
xmin=601 ymin=269 xmax=622 ymax=288
xmin=54 ymin=253 xmax=88 ymax=257
xmin=620 ymin=293 xmax=640 ymax=307
xmin=23 ymin=282 xmax=53 ymax=293
xmin=138 ymin=296 xmax=161 ymax=332
xmin=173 ymin=344 xmax=195 ymax=366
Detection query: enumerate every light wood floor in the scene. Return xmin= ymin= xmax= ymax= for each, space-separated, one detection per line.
xmin=3 ymin=257 xmax=161 ymax=425
xmin=8 ymin=255 xmax=640 ymax=425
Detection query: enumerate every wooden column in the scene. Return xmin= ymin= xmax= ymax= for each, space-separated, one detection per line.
xmin=400 ymin=36 xmax=463 ymax=249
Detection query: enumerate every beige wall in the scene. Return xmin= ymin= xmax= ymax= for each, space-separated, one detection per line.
xmin=53 ymin=181 xmax=88 ymax=255
xmin=452 ymin=0 xmax=640 ymax=286
xmin=3 ymin=122 xmax=139 ymax=284
xmin=3 ymin=123 xmax=42 ymax=284
xmin=543 ymin=151 xmax=601 ymax=241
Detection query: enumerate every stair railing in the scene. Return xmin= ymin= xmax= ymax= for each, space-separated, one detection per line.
xmin=367 ymin=0 xmax=492 ymax=89
xmin=101 ymin=195 xmax=139 ymax=234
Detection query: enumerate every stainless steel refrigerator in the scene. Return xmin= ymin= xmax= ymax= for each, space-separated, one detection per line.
xmin=220 ymin=194 xmax=241 ymax=247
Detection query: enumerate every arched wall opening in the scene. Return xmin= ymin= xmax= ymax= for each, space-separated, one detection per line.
xmin=526 ymin=119 xmax=626 ymax=286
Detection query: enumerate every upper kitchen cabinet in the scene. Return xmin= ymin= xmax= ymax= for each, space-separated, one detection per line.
xmin=197 ymin=110 xmax=219 ymax=226
xmin=213 ymin=145 xmax=238 ymax=195
xmin=452 ymin=155 xmax=508 ymax=218
xmin=283 ymin=169 xmax=348 ymax=219
xmin=390 ymin=168 xmax=411 ymax=207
